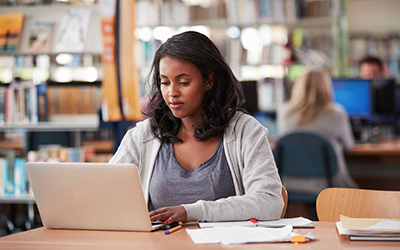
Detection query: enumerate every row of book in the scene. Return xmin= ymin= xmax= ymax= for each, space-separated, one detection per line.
xmin=0 ymin=80 xmax=47 ymax=125
xmin=225 ymin=0 xmax=332 ymax=25
xmin=349 ymin=35 xmax=400 ymax=78
xmin=136 ymin=0 xmax=333 ymax=27
xmin=350 ymin=36 xmax=400 ymax=61
xmin=27 ymin=145 xmax=96 ymax=163
xmin=0 ymin=81 xmax=101 ymax=125
xmin=0 ymin=144 xmax=109 ymax=196
xmin=47 ymin=86 xmax=101 ymax=116
xmin=0 ymin=151 xmax=28 ymax=196
xmin=137 ymin=0 xmax=197 ymax=27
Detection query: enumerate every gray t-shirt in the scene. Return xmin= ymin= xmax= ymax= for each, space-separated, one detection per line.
xmin=149 ymin=139 xmax=236 ymax=210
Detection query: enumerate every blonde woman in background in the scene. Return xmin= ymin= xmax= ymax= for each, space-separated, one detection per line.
xmin=277 ymin=67 xmax=358 ymax=194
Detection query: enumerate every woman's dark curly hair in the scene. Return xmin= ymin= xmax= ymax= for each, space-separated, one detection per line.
xmin=146 ymin=31 xmax=245 ymax=143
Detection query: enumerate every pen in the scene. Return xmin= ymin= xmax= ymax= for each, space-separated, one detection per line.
xmin=250 ymin=218 xmax=260 ymax=227
xmin=162 ymin=222 xmax=179 ymax=230
xmin=164 ymin=225 xmax=183 ymax=235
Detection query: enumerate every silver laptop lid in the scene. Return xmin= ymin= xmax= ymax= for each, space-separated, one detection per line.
xmin=26 ymin=162 xmax=154 ymax=231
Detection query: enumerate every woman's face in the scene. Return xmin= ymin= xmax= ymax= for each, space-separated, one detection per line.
xmin=159 ymin=57 xmax=210 ymax=121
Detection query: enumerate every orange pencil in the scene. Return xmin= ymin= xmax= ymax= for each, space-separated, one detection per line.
xmin=164 ymin=225 xmax=183 ymax=235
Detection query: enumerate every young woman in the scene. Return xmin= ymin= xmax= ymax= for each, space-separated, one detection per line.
xmin=110 ymin=31 xmax=283 ymax=224
xmin=277 ymin=67 xmax=358 ymax=193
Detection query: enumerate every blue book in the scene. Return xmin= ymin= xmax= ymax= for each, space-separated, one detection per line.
xmin=14 ymin=158 xmax=26 ymax=196
xmin=4 ymin=157 xmax=14 ymax=195
xmin=36 ymin=83 xmax=49 ymax=122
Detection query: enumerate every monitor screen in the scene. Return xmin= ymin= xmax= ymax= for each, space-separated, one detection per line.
xmin=372 ymin=78 xmax=396 ymax=115
xmin=240 ymin=80 xmax=259 ymax=114
xmin=331 ymin=79 xmax=372 ymax=117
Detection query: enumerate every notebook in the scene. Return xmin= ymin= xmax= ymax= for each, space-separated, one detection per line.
xmin=26 ymin=162 xmax=163 ymax=232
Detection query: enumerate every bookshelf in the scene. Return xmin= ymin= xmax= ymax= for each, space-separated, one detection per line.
xmin=0 ymin=194 xmax=35 ymax=204
xmin=0 ymin=1 xmax=103 ymax=128
xmin=135 ymin=0 xmax=348 ymax=121
xmin=349 ymin=34 xmax=400 ymax=80
xmin=0 ymin=3 xmax=108 ymax=235
xmin=0 ymin=114 xmax=99 ymax=132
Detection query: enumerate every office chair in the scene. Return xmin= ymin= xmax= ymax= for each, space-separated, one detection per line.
xmin=274 ymin=131 xmax=338 ymax=204
xmin=316 ymin=188 xmax=400 ymax=222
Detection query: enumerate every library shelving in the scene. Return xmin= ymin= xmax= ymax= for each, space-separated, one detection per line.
xmin=349 ymin=34 xmax=400 ymax=80
xmin=0 ymin=2 xmax=108 ymax=235
xmin=135 ymin=0 xmax=349 ymax=116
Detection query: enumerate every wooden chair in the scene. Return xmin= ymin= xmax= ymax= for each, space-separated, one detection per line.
xmin=281 ymin=185 xmax=288 ymax=218
xmin=316 ymin=188 xmax=400 ymax=222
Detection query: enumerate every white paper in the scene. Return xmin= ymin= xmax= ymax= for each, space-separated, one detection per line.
xmin=198 ymin=217 xmax=312 ymax=228
xmin=186 ymin=225 xmax=293 ymax=244
xmin=336 ymin=221 xmax=346 ymax=235
xmin=198 ymin=221 xmax=252 ymax=228
xmin=260 ymin=217 xmax=312 ymax=227
xmin=367 ymin=220 xmax=400 ymax=230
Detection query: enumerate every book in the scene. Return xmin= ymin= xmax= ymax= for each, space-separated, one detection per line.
xmin=27 ymin=21 xmax=54 ymax=53
xmin=13 ymin=158 xmax=26 ymax=196
xmin=0 ymin=86 xmax=6 ymax=124
xmin=36 ymin=83 xmax=49 ymax=122
xmin=55 ymin=8 xmax=92 ymax=53
xmin=0 ymin=158 xmax=5 ymax=195
xmin=3 ymin=151 xmax=15 ymax=195
xmin=336 ymin=215 xmax=400 ymax=241
xmin=0 ymin=13 xmax=24 ymax=53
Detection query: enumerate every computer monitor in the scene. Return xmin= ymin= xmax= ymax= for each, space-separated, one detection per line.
xmin=371 ymin=78 xmax=396 ymax=115
xmin=240 ymin=80 xmax=259 ymax=114
xmin=331 ymin=78 xmax=372 ymax=118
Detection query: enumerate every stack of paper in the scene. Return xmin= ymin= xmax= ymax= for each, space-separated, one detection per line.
xmin=186 ymin=225 xmax=314 ymax=245
xmin=197 ymin=217 xmax=313 ymax=229
xmin=336 ymin=215 xmax=400 ymax=241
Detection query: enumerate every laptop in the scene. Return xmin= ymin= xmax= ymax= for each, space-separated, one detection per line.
xmin=26 ymin=162 xmax=164 ymax=232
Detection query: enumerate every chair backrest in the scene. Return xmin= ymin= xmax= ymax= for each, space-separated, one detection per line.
xmin=316 ymin=188 xmax=400 ymax=222
xmin=281 ymin=185 xmax=288 ymax=218
xmin=274 ymin=131 xmax=338 ymax=185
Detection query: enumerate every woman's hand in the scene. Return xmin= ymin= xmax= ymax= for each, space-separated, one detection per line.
xmin=149 ymin=206 xmax=187 ymax=224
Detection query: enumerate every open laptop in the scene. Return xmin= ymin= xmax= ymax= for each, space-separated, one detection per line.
xmin=26 ymin=162 xmax=164 ymax=232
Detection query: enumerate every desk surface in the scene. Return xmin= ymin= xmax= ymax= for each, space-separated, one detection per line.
xmin=1 ymin=222 xmax=399 ymax=250
xmin=270 ymin=138 xmax=400 ymax=156
xmin=350 ymin=140 xmax=400 ymax=155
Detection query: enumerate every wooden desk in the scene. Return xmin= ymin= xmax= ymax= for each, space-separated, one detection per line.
xmin=1 ymin=222 xmax=399 ymax=250
xmin=349 ymin=140 xmax=400 ymax=156
xmin=269 ymin=137 xmax=400 ymax=156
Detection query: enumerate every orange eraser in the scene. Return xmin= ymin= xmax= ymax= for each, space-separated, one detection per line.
xmin=291 ymin=236 xmax=306 ymax=243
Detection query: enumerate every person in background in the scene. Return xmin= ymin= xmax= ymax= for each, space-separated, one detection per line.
xmin=359 ymin=56 xmax=383 ymax=79
xmin=110 ymin=31 xmax=283 ymax=225
xmin=277 ymin=67 xmax=358 ymax=194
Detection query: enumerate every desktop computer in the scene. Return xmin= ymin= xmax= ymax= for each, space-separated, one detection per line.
xmin=240 ymin=80 xmax=259 ymax=114
xmin=372 ymin=78 xmax=396 ymax=116
xmin=332 ymin=78 xmax=398 ymax=142
xmin=331 ymin=78 xmax=372 ymax=118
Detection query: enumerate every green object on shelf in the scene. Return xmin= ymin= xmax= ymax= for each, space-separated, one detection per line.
xmin=292 ymin=29 xmax=304 ymax=50
xmin=287 ymin=64 xmax=307 ymax=82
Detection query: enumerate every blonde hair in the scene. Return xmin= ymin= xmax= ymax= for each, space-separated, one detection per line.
xmin=287 ymin=67 xmax=334 ymax=126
